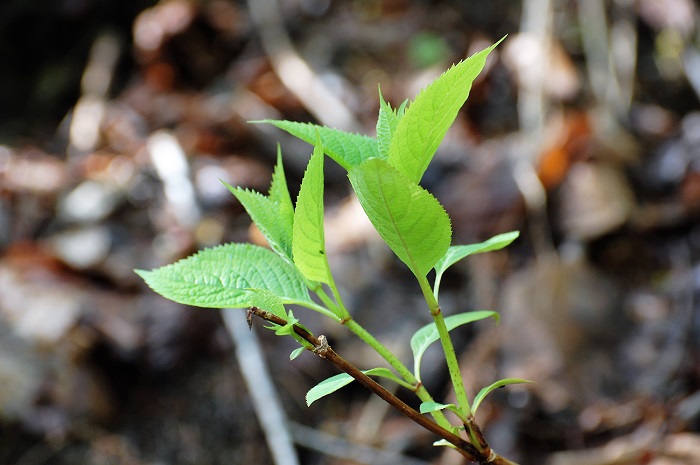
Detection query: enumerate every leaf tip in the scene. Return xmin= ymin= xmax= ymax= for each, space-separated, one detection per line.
xmin=305 ymin=390 xmax=321 ymax=407
xmin=134 ymin=268 xmax=150 ymax=280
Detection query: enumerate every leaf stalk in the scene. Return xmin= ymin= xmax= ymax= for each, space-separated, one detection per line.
xmin=417 ymin=275 xmax=473 ymax=419
xmin=342 ymin=317 xmax=453 ymax=430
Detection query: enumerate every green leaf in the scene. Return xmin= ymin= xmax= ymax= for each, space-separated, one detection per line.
xmin=268 ymin=310 xmax=314 ymax=340
xmin=223 ymin=152 xmax=295 ymax=263
xmin=254 ymin=120 xmax=380 ymax=170
xmin=306 ymin=367 xmax=401 ymax=406
xmin=274 ymin=309 xmax=300 ymax=336
xmin=290 ymin=346 xmax=305 ymax=360
xmin=435 ymin=231 xmax=520 ymax=275
xmin=349 ymin=158 xmax=451 ymax=278
xmin=244 ymin=289 xmax=287 ymax=320
xmin=432 ymin=439 xmax=457 ymax=449
xmin=293 ymin=141 xmax=331 ymax=284
xmin=472 ymin=378 xmax=534 ymax=414
xmin=269 ymin=146 xmax=295 ymax=226
xmin=225 ymin=185 xmax=294 ymax=262
xmin=410 ymin=311 xmax=499 ymax=381
xmin=136 ymin=243 xmax=312 ymax=310
xmin=419 ymin=401 xmax=457 ymax=415
xmin=376 ymin=87 xmax=407 ymax=158
xmin=388 ymin=39 xmax=503 ymax=183
xmin=434 ymin=231 xmax=519 ymax=298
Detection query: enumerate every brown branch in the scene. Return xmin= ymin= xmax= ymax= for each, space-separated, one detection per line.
xmin=247 ymin=307 xmax=518 ymax=465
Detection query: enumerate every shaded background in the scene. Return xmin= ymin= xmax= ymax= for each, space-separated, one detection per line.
xmin=1 ymin=0 xmax=699 ymax=464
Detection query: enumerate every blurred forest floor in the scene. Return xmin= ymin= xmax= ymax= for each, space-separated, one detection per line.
xmin=1 ymin=1 xmax=700 ymax=464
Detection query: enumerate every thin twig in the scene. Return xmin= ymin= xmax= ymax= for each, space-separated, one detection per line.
xmin=248 ymin=307 xmax=520 ymax=464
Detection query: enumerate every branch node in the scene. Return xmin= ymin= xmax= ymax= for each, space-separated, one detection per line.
xmin=312 ymin=335 xmax=330 ymax=358
xmin=485 ymin=449 xmax=497 ymax=463
xmin=466 ymin=416 xmax=491 ymax=459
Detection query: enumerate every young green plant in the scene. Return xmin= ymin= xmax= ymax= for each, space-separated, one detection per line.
xmin=137 ymin=37 xmax=530 ymax=464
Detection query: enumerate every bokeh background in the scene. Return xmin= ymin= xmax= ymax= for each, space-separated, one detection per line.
xmin=1 ymin=1 xmax=699 ymax=464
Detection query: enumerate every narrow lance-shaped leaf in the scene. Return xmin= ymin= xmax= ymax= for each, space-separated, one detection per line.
xmin=306 ymin=368 xmax=407 ymax=406
xmin=293 ymin=141 xmax=331 ymax=284
xmin=389 ymin=39 xmax=504 ymax=183
xmin=253 ymin=120 xmax=381 ymax=170
xmin=410 ymin=311 xmax=499 ymax=381
xmin=434 ymin=231 xmax=519 ymax=298
xmin=433 ymin=439 xmax=457 ymax=449
xmin=349 ymin=158 xmax=451 ymax=278
xmin=376 ymin=86 xmax=407 ymax=158
xmin=269 ymin=145 xmax=295 ymax=225
xmin=472 ymin=378 xmax=534 ymax=414
xmin=136 ymin=243 xmax=312 ymax=310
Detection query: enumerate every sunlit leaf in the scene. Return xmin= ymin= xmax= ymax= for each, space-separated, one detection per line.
xmin=306 ymin=367 xmax=401 ymax=406
xmin=472 ymin=378 xmax=534 ymax=414
xmin=223 ymin=151 xmax=295 ymax=263
xmin=136 ymin=243 xmax=312 ymax=311
xmin=349 ymin=158 xmax=451 ymax=278
xmin=376 ymin=87 xmax=407 ymax=158
xmin=419 ymin=401 xmax=457 ymax=414
xmin=273 ymin=309 xmax=300 ymax=336
xmin=389 ymin=39 xmax=503 ymax=183
xmin=434 ymin=231 xmax=519 ymax=298
xmin=410 ymin=311 xmax=499 ymax=381
xmin=293 ymin=141 xmax=331 ymax=283
xmin=269 ymin=146 xmax=295 ymax=228
xmin=255 ymin=120 xmax=380 ymax=170
xmin=290 ymin=347 xmax=305 ymax=360
xmin=225 ymin=186 xmax=294 ymax=262
xmin=432 ymin=439 xmax=457 ymax=449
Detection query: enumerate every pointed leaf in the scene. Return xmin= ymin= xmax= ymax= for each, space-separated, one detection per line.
xmin=349 ymin=158 xmax=451 ymax=278
xmin=223 ymin=151 xmax=296 ymax=264
xmin=434 ymin=231 xmax=519 ymax=298
xmin=376 ymin=87 xmax=407 ymax=158
xmin=472 ymin=378 xmax=534 ymax=414
xmin=410 ymin=311 xmax=499 ymax=381
xmin=225 ymin=185 xmax=294 ymax=262
xmin=290 ymin=347 xmax=305 ymax=360
xmin=389 ymin=39 xmax=503 ymax=182
xmin=293 ymin=142 xmax=331 ymax=283
xmin=435 ymin=231 xmax=520 ymax=276
xmin=136 ymin=243 xmax=311 ymax=310
xmin=432 ymin=439 xmax=457 ymax=449
xmin=273 ymin=309 xmax=300 ymax=336
xmin=419 ymin=401 xmax=457 ymax=414
xmin=268 ymin=310 xmax=314 ymax=339
xmin=306 ymin=367 xmax=400 ymax=406
xmin=269 ymin=146 xmax=295 ymax=223
xmin=254 ymin=120 xmax=380 ymax=170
